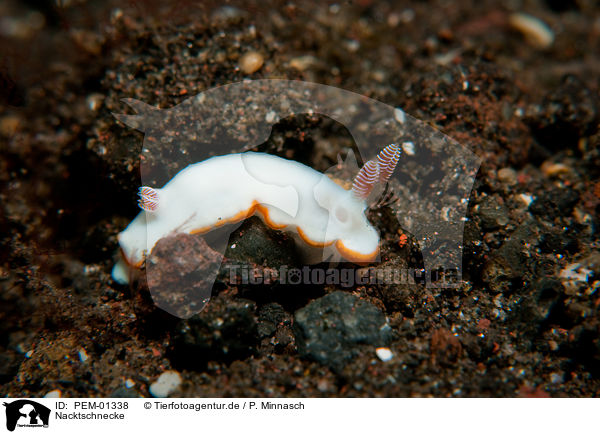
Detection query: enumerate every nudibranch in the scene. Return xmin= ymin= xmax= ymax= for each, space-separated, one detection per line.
xmin=112 ymin=144 xmax=401 ymax=284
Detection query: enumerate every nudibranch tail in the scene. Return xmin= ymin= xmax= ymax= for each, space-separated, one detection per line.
xmin=138 ymin=186 xmax=159 ymax=212
xmin=351 ymin=159 xmax=380 ymax=199
xmin=376 ymin=143 xmax=401 ymax=183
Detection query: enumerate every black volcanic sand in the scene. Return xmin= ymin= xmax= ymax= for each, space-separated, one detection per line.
xmin=1 ymin=0 xmax=599 ymax=397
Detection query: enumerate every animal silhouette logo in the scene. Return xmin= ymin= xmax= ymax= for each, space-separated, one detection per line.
xmin=3 ymin=400 xmax=50 ymax=431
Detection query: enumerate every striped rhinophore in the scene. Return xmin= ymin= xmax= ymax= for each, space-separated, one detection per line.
xmin=138 ymin=186 xmax=159 ymax=212
xmin=376 ymin=143 xmax=400 ymax=183
xmin=352 ymin=160 xmax=380 ymax=199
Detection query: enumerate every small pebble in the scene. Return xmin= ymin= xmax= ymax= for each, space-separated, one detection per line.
xmin=86 ymin=93 xmax=105 ymax=111
xmin=389 ymin=9 xmax=415 ymax=26
xmin=394 ymin=108 xmax=406 ymax=124
xmin=211 ymin=6 xmax=247 ymax=22
xmin=402 ymin=141 xmax=415 ymax=156
xmin=149 ymin=370 xmax=182 ymax=398
xmin=387 ymin=13 xmax=401 ymax=27
xmin=497 ymin=167 xmax=517 ymax=185
xmin=265 ymin=110 xmax=277 ymax=123
xmin=239 ymin=52 xmax=264 ymax=74
xmin=400 ymin=9 xmax=415 ymax=23
xmin=289 ymin=55 xmax=319 ymax=71
xmin=78 ymin=348 xmax=88 ymax=363
xmin=519 ymin=193 xmax=534 ymax=206
xmin=44 ymin=390 xmax=61 ymax=398
xmin=0 ymin=11 xmax=45 ymax=38
xmin=111 ymin=8 xmax=123 ymax=21
xmin=0 ymin=115 xmax=21 ymax=137
xmin=317 ymin=379 xmax=333 ymax=393
xmin=550 ymin=372 xmax=564 ymax=384
xmin=375 ymin=347 xmax=393 ymax=362
xmin=125 ymin=378 xmax=135 ymax=388
xmin=70 ymin=29 xmax=103 ymax=55
xmin=345 ymin=39 xmax=360 ymax=52
xmin=541 ymin=161 xmax=570 ymax=177
xmin=509 ymin=13 xmax=554 ymax=49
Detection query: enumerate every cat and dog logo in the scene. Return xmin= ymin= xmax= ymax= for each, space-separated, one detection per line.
xmin=2 ymin=400 xmax=50 ymax=431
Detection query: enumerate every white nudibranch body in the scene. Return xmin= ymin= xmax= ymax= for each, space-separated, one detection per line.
xmin=112 ymin=145 xmax=400 ymax=284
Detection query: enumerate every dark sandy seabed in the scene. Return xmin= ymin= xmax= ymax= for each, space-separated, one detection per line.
xmin=0 ymin=0 xmax=599 ymax=397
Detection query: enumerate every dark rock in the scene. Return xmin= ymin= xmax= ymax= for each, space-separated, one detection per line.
xmin=482 ymin=239 xmax=528 ymax=293
xmin=146 ymin=233 xmax=223 ymax=319
xmin=377 ymin=282 xmax=415 ymax=317
xmin=538 ymin=229 xmax=579 ymax=254
xmin=529 ymin=188 xmax=579 ymax=220
xmin=430 ymin=328 xmax=463 ymax=365
xmin=257 ymin=303 xmax=288 ymax=338
xmin=293 ymin=291 xmax=391 ymax=371
xmin=257 ymin=303 xmax=295 ymax=354
xmin=171 ymin=295 xmax=258 ymax=369
xmin=482 ymin=254 xmax=520 ymax=293
xmin=478 ymin=196 xmax=509 ymax=230
xmin=532 ymin=277 xmax=563 ymax=321
xmin=482 ymin=218 xmax=538 ymax=292
xmin=225 ymin=217 xmax=299 ymax=269
xmin=509 ymin=277 xmax=565 ymax=339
